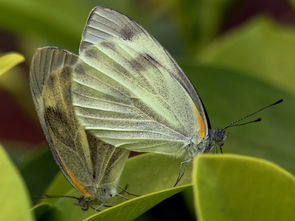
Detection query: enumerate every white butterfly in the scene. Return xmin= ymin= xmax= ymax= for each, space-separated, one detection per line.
xmin=71 ymin=6 xmax=211 ymax=160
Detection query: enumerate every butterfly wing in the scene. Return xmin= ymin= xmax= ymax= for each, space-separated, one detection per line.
xmin=80 ymin=6 xmax=209 ymax=130
xmin=30 ymin=47 xmax=129 ymax=197
xmin=72 ymin=39 xmax=197 ymax=156
xmin=71 ymin=7 xmax=208 ymax=157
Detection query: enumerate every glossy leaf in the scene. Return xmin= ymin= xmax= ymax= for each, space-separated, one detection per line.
xmin=0 ymin=145 xmax=33 ymax=221
xmin=194 ymin=154 xmax=295 ymax=221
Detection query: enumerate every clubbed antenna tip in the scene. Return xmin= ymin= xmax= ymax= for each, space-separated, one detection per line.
xmin=223 ymin=98 xmax=283 ymax=130
xmin=273 ymin=98 xmax=284 ymax=105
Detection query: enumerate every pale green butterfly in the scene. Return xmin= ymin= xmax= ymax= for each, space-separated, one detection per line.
xmin=69 ymin=6 xmax=283 ymax=185
xmin=30 ymin=47 xmax=130 ymax=210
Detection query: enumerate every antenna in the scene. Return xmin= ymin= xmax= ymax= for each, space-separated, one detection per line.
xmin=223 ymin=99 xmax=283 ymax=130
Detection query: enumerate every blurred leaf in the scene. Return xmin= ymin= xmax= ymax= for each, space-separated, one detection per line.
xmin=194 ymin=154 xmax=295 ymax=220
xmin=33 ymin=154 xmax=192 ymax=221
xmin=0 ymin=66 xmax=36 ymax=119
xmin=0 ymin=145 xmax=33 ymax=221
xmin=0 ymin=52 xmax=24 ymax=76
xmin=197 ymin=16 xmax=295 ymax=95
xmin=19 ymin=147 xmax=59 ymax=200
xmin=0 ymin=0 xmax=91 ymax=51
xmin=0 ymin=0 xmax=158 ymax=54
xmin=151 ymin=0 xmax=238 ymax=51
xmin=182 ymin=64 xmax=295 ymax=174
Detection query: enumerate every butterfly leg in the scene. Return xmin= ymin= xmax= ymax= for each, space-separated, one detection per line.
xmin=116 ymin=193 xmax=129 ymax=200
xmin=94 ymin=202 xmax=107 ymax=211
xmin=173 ymin=159 xmax=192 ymax=187
xmin=117 ymin=184 xmax=140 ymax=197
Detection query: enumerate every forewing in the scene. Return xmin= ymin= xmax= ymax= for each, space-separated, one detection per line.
xmin=72 ymin=40 xmax=197 ymax=156
xmin=30 ymin=48 xmax=94 ymax=196
xmin=80 ymin=6 xmax=209 ymax=134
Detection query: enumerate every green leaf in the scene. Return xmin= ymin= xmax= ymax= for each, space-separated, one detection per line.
xmin=182 ymin=64 xmax=295 ymax=174
xmin=86 ymin=186 xmax=188 ymax=221
xmin=0 ymin=145 xmax=33 ymax=221
xmin=0 ymin=52 xmax=24 ymax=76
xmin=33 ymin=154 xmax=192 ymax=220
xmin=197 ymin=16 xmax=295 ymax=95
xmin=193 ymin=154 xmax=295 ymax=221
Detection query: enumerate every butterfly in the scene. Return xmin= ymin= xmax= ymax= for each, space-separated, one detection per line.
xmin=30 ymin=47 xmax=130 ymax=210
xmin=70 ymin=6 xmax=283 ymax=185
xmin=32 ymin=5 xmax=282 ymax=196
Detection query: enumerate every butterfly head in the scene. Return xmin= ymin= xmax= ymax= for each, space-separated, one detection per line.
xmin=209 ymin=129 xmax=227 ymax=148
